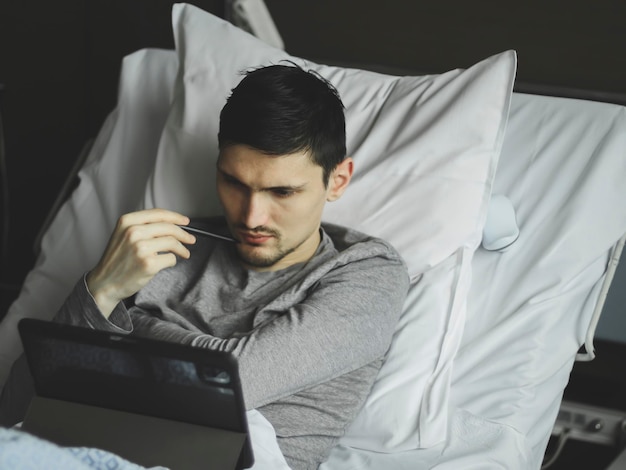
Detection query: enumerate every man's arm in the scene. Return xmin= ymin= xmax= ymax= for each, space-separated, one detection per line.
xmin=130 ymin=250 xmax=410 ymax=410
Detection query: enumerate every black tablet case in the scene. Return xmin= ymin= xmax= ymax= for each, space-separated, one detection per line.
xmin=18 ymin=318 xmax=254 ymax=470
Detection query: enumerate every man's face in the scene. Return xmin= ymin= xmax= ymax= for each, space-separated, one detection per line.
xmin=217 ymin=144 xmax=351 ymax=271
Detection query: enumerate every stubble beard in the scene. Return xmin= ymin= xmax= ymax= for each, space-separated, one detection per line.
xmin=235 ymin=230 xmax=312 ymax=269
xmin=237 ymin=243 xmax=296 ymax=269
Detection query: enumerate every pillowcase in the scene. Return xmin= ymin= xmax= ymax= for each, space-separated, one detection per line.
xmin=143 ymin=2 xmax=516 ymax=451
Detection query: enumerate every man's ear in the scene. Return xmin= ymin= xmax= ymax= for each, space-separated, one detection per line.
xmin=326 ymin=157 xmax=354 ymax=202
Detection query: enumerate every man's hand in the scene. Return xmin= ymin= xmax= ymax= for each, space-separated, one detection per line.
xmin=86 ymin=208 xmax=196 ymax=318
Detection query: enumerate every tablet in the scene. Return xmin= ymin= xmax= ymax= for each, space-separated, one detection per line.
xmin=18 ymin=317 xmax=254 ymax=470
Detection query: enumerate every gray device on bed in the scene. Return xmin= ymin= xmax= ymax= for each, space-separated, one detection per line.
xmin=17 ymin=317 xmax=254 ymax=470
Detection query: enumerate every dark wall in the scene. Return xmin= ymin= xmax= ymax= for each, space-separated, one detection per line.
xmin=266 ymin=1 xmax=626 ymax=96
xmin=1 ymin=1 xmax=84 ymax=313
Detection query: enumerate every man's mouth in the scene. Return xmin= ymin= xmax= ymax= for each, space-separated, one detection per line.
xmin=239 ymin=232 xmax=275 ymax=245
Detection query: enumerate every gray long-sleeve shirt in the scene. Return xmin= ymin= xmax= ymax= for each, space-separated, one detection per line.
xmin=55 ymin=222 xmax=410 ymax=469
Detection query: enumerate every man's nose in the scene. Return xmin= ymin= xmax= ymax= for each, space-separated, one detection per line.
xmin=242 ymin=192 xmax=269 ymax=229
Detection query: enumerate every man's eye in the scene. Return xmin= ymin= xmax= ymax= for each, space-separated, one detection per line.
xmin=272 ymin=189 xmax=295 ymax=198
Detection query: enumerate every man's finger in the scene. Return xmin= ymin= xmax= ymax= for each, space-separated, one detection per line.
xmin=117 ymin=208 xmax=191 ymax=230
xmin=123 ymin=221 xmax=196 ymax=247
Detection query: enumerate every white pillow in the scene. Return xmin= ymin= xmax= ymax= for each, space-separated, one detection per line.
xmin=143 ymin=2 xmax=516 ymax=451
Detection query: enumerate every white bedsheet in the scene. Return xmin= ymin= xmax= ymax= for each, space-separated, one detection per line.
xmin=322 ymin=409 xmax=530 ymax=470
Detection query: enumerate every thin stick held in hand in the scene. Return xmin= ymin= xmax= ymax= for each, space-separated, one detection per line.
xmin=179 ymin=225 xmax=236 ymax=242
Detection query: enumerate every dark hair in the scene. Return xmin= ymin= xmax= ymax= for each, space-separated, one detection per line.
xmin=218 ymin=63 xmax=346 ymax=185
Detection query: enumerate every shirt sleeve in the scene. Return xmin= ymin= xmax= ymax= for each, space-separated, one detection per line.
xmin=53 ymin=273 xmax=133 ymax=334
xmin=130 ymin=247 xmax=410 ymax=410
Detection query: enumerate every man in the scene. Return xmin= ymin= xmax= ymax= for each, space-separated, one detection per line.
xmin=43 ymin=65 xmax=410 ymax=468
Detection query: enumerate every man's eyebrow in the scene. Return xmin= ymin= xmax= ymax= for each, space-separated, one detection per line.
xmin=217 ymin=167 xmax=242 ymax=184
xmin=266 ymin=182 xmax=308 ymax=192
xmin=217 ymin=167 xmax=307 ymax=191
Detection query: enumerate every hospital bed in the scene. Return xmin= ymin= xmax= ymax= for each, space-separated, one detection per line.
xmin=2 ymin=2 xmax=626 ymax=469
